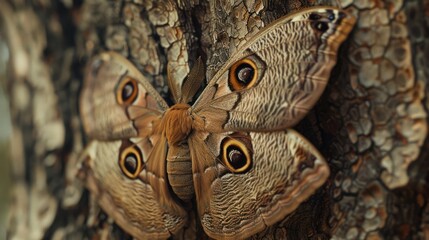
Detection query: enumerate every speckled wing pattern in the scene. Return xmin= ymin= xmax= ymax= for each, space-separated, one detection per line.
xmin=79 ymin=52 xmax=187 ymax=239
xmin=190 ymin=7 xmax=355 ymax=239
xmin=80 ymin=52 xmax=168 ymax=140
xmin=80 ymin=140 xmax=187 ymax=239
xmin=193 ymin=7 xmax=355 ymax=132
xmin=189 ymin=130 xmax=329 ymax=239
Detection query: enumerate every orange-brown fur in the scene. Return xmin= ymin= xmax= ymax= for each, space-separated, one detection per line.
xmin=155 ymin=103 xmax=205 ymax=146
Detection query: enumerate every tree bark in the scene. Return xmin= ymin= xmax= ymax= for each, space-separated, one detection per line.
xmin=2 ymin=0 xmax=429 ymax=239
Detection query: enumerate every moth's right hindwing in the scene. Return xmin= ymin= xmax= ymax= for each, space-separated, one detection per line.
xmin=189 ymin=129 xmax=329 ymax=240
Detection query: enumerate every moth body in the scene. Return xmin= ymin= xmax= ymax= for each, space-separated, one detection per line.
xmin=156 ymin=103 xmax=206 ymax=201
xmin=158 ymin=103 xmax=193 ymax=146
xmin=166 ymin=143 xmax=194 ymax=201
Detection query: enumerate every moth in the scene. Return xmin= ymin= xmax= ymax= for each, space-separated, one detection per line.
xmin=79 ymin=7 xmax=355 ymax=240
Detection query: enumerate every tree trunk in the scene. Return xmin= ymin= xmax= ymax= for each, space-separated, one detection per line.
xmin=2 ymin=0 xmax=429 ymax=239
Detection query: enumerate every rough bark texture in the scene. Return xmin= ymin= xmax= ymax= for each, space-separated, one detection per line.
xmin=2 ymin=0 xmax=429 ymax=239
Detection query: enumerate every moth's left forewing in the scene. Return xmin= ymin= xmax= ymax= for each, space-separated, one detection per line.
xmin=80 ymin=52 xmax=168 ymax=140
xmin=193 ymin=8 xmax=356 ymax=132
xmin=191 ymin=130 xmax=329 ymax=240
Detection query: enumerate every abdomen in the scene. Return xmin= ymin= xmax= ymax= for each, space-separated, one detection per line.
xmin=167 ymin=144 xmax=194 ymax=201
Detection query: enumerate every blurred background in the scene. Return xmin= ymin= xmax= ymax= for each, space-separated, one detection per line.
xmin=0 ymin=33 xmax=12 ymax=238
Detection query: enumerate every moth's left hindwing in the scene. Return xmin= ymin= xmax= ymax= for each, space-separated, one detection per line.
xmin=81 ymin=140 xmax=187 ymax=239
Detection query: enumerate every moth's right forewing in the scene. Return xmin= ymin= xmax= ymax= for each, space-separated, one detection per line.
xmin=193 ymin=8 xmax=356 ymax=132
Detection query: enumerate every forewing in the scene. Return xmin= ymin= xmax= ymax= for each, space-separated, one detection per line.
xmin=80 ymin=51 xmax=168 ymax=140
xmin=193 ymin=7 xmax=355 ymax=132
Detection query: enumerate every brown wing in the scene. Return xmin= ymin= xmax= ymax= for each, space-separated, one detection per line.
xmin=79 ymin=52 xmax=186 ymax=239
xmin=79 ymin=139 xmax=187 ymax=239
xmin=189 ymin=130 xmax=329 ymax=240
xmin=192 ymin=7 xmax=355 ymax=132
xmin=80 ymin=51 xmax=168 ymax=140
